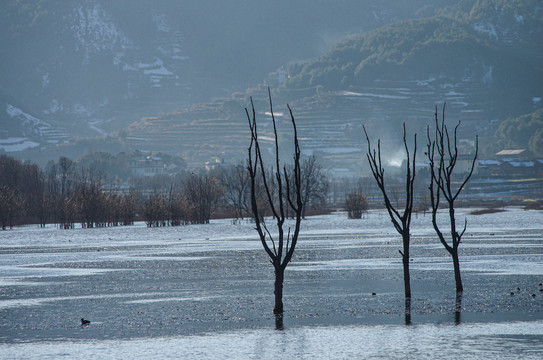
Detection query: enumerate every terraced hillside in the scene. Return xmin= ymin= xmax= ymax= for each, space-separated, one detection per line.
xmin=123 ymin=4 xmax=543 ymax=173
xmin=124 ymin=74 xmax=494 ymax=174
xmin=126 ymin=99 xmax=250 ymax=167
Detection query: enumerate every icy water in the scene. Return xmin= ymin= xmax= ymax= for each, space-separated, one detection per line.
xmin=1 ymin=208 xmax=542 ymax=359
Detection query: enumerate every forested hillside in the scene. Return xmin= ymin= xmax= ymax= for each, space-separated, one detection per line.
xmin=279 ymin=16 xmax=542 ymax=117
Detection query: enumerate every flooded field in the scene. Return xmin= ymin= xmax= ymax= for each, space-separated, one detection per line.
xmin=1 ymin=208 xmax=542 ymax=359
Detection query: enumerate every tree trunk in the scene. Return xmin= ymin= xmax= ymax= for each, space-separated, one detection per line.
xmin=273 ymin=265 xmax=285 ymax=315
xmin=275 ymin=313 xmax=284 ymax=330
xmin=402 ymin=254 xmax=411 ymax=299
xmin=404 ymin=297 xmax=412 ymax=326
xmin=402 ymin=234 xmax=411 ymax=299
xmin=455 ymin=292 xmax=463 ymax=325
xmin=452 ymin=249 xmax=463 ymax=293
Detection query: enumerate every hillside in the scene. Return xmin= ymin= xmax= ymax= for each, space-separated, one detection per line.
xmin=121 ymin=2 xmax=543 ymax=170
xmin=0 ymin=0 xmax=453 ymax=151
xmin=3 ymin=0 xmax=542 ymax=172
xmin=279 ymin=16 xmax=542 ymax=117
xmin=125 ymin=99 xmax=248 ymax=166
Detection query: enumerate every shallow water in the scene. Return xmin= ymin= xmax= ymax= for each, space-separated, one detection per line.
xmin=3 ymin=321 xmax=543 ymax=360
xmin=1 ymin=208 xmax=542 ymax=359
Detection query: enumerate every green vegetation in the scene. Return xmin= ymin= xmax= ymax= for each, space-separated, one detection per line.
xmin=280 ymin=14 xmax=540 ymax=94
xmin=494 ymin=109 xmax=543 ymax=156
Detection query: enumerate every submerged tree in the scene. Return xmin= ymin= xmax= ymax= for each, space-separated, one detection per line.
xmin=247 ymin=90 xmax=303 ymax=327
xmin=426 ymin=104 xmax=478 ymax=294
xmin=364 ymin=123 xmax=417 ymax=305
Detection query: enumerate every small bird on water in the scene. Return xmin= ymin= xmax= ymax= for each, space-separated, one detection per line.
xmin=81 ymin=318 xmax=91 ymax=326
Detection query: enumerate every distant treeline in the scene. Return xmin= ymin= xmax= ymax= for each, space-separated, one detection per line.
xmin=0 ymin=154 xmax=331 ymax=230
xmin=0 ymin=155 xmax=137 ymax=229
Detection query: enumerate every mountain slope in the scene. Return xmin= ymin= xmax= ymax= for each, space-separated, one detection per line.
xmin=123 ymin=2 xmax=543 ymax=169
xmin=280 ymin=16 xmax=542 ymax=118
xmin=0 ymin=0 xmax=458 ymax=147
xmin=3 ymin=0 xmax=542 ymax=170
xmin=0 ymin=0 xmax=193 ymax=143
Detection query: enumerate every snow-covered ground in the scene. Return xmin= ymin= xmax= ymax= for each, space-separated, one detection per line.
xmin=1 ymin=208 xmax=542 ymax=359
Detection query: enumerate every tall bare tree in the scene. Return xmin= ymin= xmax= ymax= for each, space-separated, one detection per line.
xmin=364 ymin=123 xmax=417 ymax=303
xmin=247 ymin=90 xmax=303 ymax=327
xmin=426 ymin=104 xmax=478 ymax=294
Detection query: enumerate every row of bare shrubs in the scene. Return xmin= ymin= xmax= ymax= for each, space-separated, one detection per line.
xmin=0 ymin=155 xmax=331 ymax=229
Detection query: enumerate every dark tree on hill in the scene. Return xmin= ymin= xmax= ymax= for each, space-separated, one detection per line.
xmin=247 ymin=90 xmax=303 ymax=328
xmin=426 ymin=104 xmax=478 ymax=294
xmin=365 ymin=123 xmax=417 ymax=309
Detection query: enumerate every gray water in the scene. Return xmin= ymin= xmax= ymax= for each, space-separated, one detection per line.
xmin=1 ymin=208 xmax=542 ymax=359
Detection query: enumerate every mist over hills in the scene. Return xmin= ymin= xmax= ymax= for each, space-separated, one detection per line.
xmin=1 ymin=0 xmax=542 ymax=172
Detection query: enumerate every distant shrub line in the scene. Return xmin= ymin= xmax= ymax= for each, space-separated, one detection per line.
xmin=0 ymin=154 xmax=333 ymax=230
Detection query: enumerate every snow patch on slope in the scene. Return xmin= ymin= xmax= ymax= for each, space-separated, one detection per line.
xmin=70 ymin=1 xmax=132 ymax=63
xmin=0 ymin=138 xmax=40 ymax=152
xmin=4 ymin=104 xmax=69 ymax=148
xmin=6 ymin=104 xmax=52 ymax=132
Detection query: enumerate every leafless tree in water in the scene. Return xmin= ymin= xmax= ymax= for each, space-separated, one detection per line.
xmin=426 ymin=104 xmax=478 ymax=294
xmin=247 ymin=89 xmax=303 ymax=329
xmin=365 ymin=123 xmax=417 ymax=312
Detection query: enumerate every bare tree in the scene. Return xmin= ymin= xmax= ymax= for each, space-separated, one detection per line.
xmin=167 ymin=183 xmax=184 ymax=226
xmin=144 ymin=189 xmax=168 ymax=227
xmin=216 ymin=163 xmax=251 ymax=220
xmin=298 ymin=156 xmax=328 ymax=218
xmin=76 ymin=167 xmax=106 ymax=228
xmin=119 ymin=190 xmax=138 ymax=226
xmin=58 ymin=156 xmax=75 ymax=197
xmin=345 ymin=191 xmax=368 ymax=219
xmin=183 ymin=173 xmax=222 ymax=224
xmin=54 ymin=156 xmax=78 ymax=229
xmin=0 ymin=185 xmax=20 ymax=229
xmin=247 ymin=90 xmax=303 ymax=327
xmin=364 ymin=123 xmax=417 ymax=302
xmin=426 ymin=104 xmax=478 ymax=294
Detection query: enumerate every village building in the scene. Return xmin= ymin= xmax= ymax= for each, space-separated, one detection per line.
xmin=129 ymin=155 xmax=164 ymax=177
xmin=477 ymin=149 xmax=543 ymax=178
xmin=205 ymin=152 xmax=236 ymax=171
